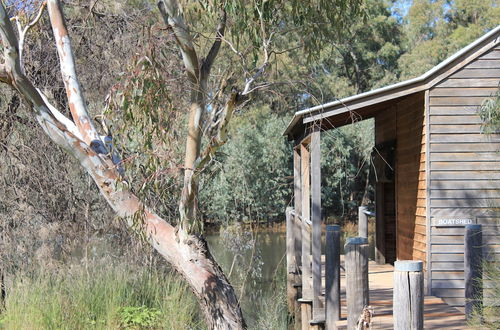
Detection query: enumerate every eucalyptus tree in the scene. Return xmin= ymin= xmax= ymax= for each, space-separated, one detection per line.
xmin=0 ymin=0 xmax=363 ymax=328
xmin=398 ymin=0 xmax=500 ymax=79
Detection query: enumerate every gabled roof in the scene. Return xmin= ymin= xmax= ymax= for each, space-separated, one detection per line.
xmin=284 ymin=25 xmax=500 ymax=139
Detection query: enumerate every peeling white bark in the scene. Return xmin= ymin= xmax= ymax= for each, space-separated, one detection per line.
xmin=47 ymin=0 xmax=100 ymax=145
xmin=0 ymin=2 xmax=246 ymax=329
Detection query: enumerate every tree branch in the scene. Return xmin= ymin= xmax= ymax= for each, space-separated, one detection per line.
xmin=242 ymin=61 xmax=269 ymax=95
xmin=47 ymin=0 xmax=101 ymax=145
xmin=241 ymin=4 xmax=273 ymax=96
xmin=158 ymin=0 xmax=200 ymax=83
xmin=194 ymin=91 xmax=238 ymax=173
xmin=178 ymin=91 xmax=239 ymax=233
xmin=0 ymin=2 xmax=84 ymax=143
xmin=219 ymin=35 xmax=250 ymax=75
xmin=10 ymin=1 xmax=47 ymax=72
xmin=200 ymin=8 xmax=226 ymax=80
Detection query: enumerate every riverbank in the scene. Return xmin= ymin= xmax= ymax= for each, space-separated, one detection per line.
xmin=204 ymin=220 xmax=287 ymax=235
xmin=204 ymin=216 xmax=375 ymax=236
xmin=0 ymin=220 xmax=374 ymax=329
xmin=0 ymin=262 xmax=202 ymax=329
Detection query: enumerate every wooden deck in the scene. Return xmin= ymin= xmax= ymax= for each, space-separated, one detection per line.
xmin=331 ymin=259 xmax=467 ymax=329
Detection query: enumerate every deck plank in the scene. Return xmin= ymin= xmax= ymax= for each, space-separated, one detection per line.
xmin=303 ymin=257 xmax=467 ymax=329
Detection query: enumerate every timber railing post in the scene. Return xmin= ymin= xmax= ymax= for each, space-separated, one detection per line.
xmin=326 ymin=225 xmax=341 ymax=330
xmin=358 ymin=206 xmax=368 ymax=239
xmin=345 ymin=237 xmax=369 ymax=330
xmin=286 ymin=207 xmax=297 ymax=314
xmin=393 ymin=260 xmax=424 ymax=330
xmin=310 ymin=128 xmax=322 ymax=322
xmin=293 ymin=146 xmax=303 ymax=327
xmin=465 ymin=224 xmax=483 ymax=320
xmin=293 ymin=146 xmax=302 ymax=280
xmin=299 ymin=141 xmax=312 ymax=329
xmin=300 ymin=142 xmax=312 ymax=300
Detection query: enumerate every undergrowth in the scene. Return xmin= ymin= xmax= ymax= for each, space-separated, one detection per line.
xmin=468 ymin=261 xmax=500 ymax=329
xmin=0 ymin=263 xmax=202 ymax=329
xmin=250 ymin=261 xmax=290 ymax=330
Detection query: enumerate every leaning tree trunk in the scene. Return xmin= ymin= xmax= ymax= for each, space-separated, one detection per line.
xmin=0 ymin=2 xmax=246 ymax=328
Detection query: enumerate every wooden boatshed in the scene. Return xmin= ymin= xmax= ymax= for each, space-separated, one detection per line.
xmin=284 ymin=26 xmax=500 ymax=308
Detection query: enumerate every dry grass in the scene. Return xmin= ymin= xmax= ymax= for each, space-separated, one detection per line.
xmin=0 ymin=262 xmax=202 ymax=329
xmin=468 ymin=261 xmax=500 ymax=329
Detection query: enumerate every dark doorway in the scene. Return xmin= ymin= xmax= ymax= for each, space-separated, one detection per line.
xmin=373 ymin=140 xmax=396 ymax=264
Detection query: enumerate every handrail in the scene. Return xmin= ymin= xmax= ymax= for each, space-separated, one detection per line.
xmin=289 ymin=209 xmax=312 ymax=226
xmin=290 ymin=207 xmax=373 ymax=224
xmin=362 ymin=209 xmax=375 ymax=216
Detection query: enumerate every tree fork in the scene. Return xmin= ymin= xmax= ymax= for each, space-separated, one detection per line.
xmin=0 ymin=1 xmax=247 ymax=328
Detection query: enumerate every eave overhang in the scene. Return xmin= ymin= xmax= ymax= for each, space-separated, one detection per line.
xmin=284 ymin=25 xmax=500 ymax=140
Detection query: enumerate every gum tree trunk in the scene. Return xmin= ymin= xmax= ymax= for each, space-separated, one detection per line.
xmin=0 ymin=1 xmax=246 ymax=328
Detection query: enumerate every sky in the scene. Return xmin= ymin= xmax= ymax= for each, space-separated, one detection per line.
xmin=391 ymin=0 xmax=412 ymax=22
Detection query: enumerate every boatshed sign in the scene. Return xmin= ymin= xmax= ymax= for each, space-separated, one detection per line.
xmin=432 ymin=218 xmax=475 ymax=227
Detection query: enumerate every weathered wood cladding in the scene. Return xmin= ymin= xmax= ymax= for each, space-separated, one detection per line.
xmin=428 ymin=46 xmax=500 ymax=307
xmin=394 ymin=93 xmax=427 ymax=268
xmin=374 ymin=107 xmax=397 ymax=264
xmin=374 ymin=92 xmax=427 ymax=267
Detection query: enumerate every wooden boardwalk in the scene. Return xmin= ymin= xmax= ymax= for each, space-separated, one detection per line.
xmin=331 ymin=259 xmax=467 ymax=329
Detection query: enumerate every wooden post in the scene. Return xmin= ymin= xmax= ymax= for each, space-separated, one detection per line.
xmin=311 ymin=128 xmax=323 ymax=320
xmin=393 ymin=260 xmax=423 ymax=330
xmin=286 ymin=206 xmax=296 ymax=314
xmin=465 ymin=224 xmax=483 ymax=320
xmin=293 ymin=146 xmax=302 ymax=278
xmin=300 ymin=142 xmax=312 ymax=300
xmin=300 ymin=141 xmax=313 ymax=328
xmin=345 ymin=237 xmax=369 ymax=330
xmin=374 ymin=183 xmax=386 ymax=265
xmin=301 ymin=302 xmax=313 ymax=330
xmin=326 ymin=225 xmax=341 ymax=330
xmin=358 ymin=206 xmax=368 ymax=238
xmin=293 ymin=146 xmax=303 ymax=326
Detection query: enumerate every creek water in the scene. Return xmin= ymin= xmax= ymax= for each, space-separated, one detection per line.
xmin=206 ymin=228 xmax=375 ymax=326
xmin=206 ymin=230 xmax=287 ymax=326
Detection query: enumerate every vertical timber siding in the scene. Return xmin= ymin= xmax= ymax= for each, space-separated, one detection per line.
xmin=395 ymin=93 xmax=427 ymax=268
xmin=429 ymin=45 xmax=500 ymax=307
xmin=375 ymin=106 xmax=397 ymax=264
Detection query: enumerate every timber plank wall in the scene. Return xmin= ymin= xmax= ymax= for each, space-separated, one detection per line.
xmin=428 ymin=45 xmax=500 ymax=307
xmin=375 ymin=92 xmax=427 ymax=268
xmin=375 ymin=106 xmax=397 ymax=264
xmin=395 ymin=93 xmax=427 ymax=267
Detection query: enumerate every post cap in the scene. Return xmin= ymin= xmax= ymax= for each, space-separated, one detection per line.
xmin=465 ymin=224 xmax=482 ymax=230
xmin=395 ymin=260 xmax=423 ymax=272
xmin=326 ymin=225 xmax=341 ymax=231
xmin=346 ymin=237 xmax=368 ymax=245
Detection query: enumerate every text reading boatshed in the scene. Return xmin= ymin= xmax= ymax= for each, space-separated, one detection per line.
xmin=284 ymin=25 xmax=500 ymax=312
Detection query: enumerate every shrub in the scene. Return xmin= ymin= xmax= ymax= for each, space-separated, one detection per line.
xmin=117 ymin=306 xmax=161 ymax=328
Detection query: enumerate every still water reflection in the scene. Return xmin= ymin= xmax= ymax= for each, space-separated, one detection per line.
xmin=207 ymin=230 xmax=287 ymax=326
xmin=206 ymin=228 xmax=374 ymax=326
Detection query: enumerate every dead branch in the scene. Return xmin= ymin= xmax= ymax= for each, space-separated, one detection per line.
xmin=10 ymin=1 xmax=47 ymax=72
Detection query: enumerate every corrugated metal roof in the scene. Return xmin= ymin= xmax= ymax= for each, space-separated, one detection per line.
xmin=284 ymin=25 xmax=500 ymax=137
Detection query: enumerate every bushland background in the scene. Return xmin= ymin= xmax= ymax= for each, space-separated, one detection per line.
xmin=0 ymin=0 xmax=498 ymax=328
